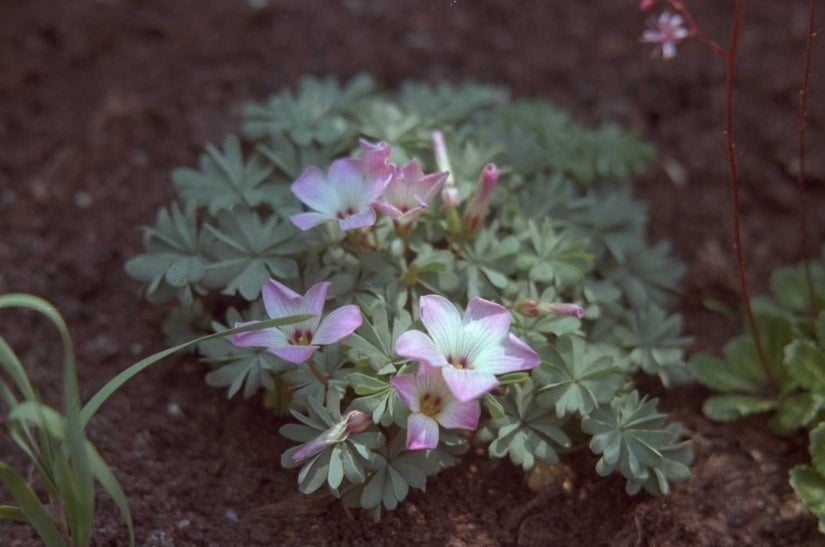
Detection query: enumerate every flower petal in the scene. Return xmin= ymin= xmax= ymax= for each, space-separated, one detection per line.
xmin=372 ymin=201 xmax=404 ymax=219
xmin=269 ymin=345 xmax=318 ymax=364
xmin=418 ymin=295 xmax=462 ymax=353
xmin=360 ymin=139 xmax=392 ymax=174
xmin=464 ymin=297 xmax=511 ymax=341
xmin=437 ymin=398 xmax=480 ymax=431
xmin=406 ymin=413 xmax=440 ymax=450
xmin=261 ymin=279 xmax=301 ymax=320
xmin=489 ymin=332 xmax=541 ymax=374
xmin=232 ymin=323 xmax=288 ymax=348
xmin=339 ymin=208 xmax=376 ymax=231
xmin=395 ymin=330 xmax=448 ymax=368
xmin=291 ymin=211 xmax=333 ymax=231
xmin=301 ymin=282 xmax=330 ymax=317
xmin=312 ymin=305 xmax=362 ymax=344
xmin=291 ymin=166 xmax=334 ymax=213
xmin=390 ymin=374 xmax=420 ymax=412
xmin=441 ymin=368 xmax=499 ymax=402
xmin=327 ymin=157 xmax=365 ymax=189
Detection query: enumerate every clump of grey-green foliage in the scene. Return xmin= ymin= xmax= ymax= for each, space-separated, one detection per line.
xmin=688 ymin=247 xmax=825 ymax=532
xmin=126 ymin=75 xmax=693 ymax=520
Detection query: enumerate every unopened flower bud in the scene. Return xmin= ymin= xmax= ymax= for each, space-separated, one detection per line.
xmin=390 ymin=238 xmax=405 ymax=257
xmin=441 ymin=185 xmax=461 ymax=207
xmin=432 ymin=130 xmax=452 ymax=176
xmin=515 ymin=298 xmax=542 ymax=317
xmin=514 ymin=299 xmax=584 ymax=319
xmin=291 ymin=410 xmax=372 ymax=464
xmin=463 ymin=163 xmax=500 ymax=233
xmin=639 ymin=0 xmax=656 ymax=11
xmin=548 ymin=303 xmax=585 ymax=318
xmin=343 ymin=410 xmax=371 ymax=433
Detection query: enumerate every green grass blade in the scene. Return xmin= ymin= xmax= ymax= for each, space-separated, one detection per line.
xmin=0 ymin=504 xmax=27 ymax=522
xmin=0 ymin=335 xmax=38 ymax=403
xmin=86 ymin=444 xmax=134 ymax=547
xmin=8 ymin=401 xmax=134 ymax=545
xmin=0 ymin=462 xmax=68 ymax=547
xmin=80 ymin=313 xmax=312 ymax=426
xmin=0 ymin=294 xmax=95 ymax=543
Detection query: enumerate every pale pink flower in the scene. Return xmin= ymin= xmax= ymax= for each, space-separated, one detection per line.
xmin=391 ymin=363 xmax=479 ymax=450
xmin=373 ymin=159 xmax=448 ymax=232
xmin=463 ymin=163 xmax=499 ymax=233
xmin=233 ymin=279 xmax=362 ymax=364
xmin=395 ymin=295 xmax=540 ymax=402
xmin=641 ymin=10 xmax=689 ymax=60
xmin=290 ymin=140 xmax=393 ymax=231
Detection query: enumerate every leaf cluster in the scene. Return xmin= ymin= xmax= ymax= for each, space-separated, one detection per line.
xmin=124 ymin=75 xmax=693 ymax=517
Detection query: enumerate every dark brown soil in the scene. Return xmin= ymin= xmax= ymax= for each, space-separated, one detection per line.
xmin=2 ymin=1 xmax=825 ymax=545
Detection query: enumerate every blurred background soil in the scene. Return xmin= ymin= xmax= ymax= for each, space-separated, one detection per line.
xmin=1 ymin=1 xmax=824 ymax=545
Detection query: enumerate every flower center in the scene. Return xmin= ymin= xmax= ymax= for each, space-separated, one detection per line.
xmin=290 ymin=329 xmax=314 ymax=346
xmin=419 ymin=392 xmax=443 ymax=417
xmin=336 ymin=206 xmax=357 ymax=219
xmin=446 ymin=354 xmax=469 ymax=369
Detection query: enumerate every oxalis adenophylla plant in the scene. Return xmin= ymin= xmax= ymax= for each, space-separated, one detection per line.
xmin=126 ymin=77 xmax=694 ymax=520
xmin=639 ymin=0 xmax=825 ymax=533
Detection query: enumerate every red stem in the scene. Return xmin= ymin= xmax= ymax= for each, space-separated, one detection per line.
xmin=724 ymin=0 xmax=774 ymax=386
xmin=797 ymin=0 xmax=818 ymax=314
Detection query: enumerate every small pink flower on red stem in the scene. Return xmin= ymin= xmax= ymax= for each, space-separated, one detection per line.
xmin=373 ymin=159 xmax=448 ymax=234
xmin=641 ymin=10 xmax=689 ymax=60
xmin=463 ymin=163 xmax=500 ymax=233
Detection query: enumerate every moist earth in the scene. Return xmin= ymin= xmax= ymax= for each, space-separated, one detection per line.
xmin=1 ymin=1 xmax=824 ymax=545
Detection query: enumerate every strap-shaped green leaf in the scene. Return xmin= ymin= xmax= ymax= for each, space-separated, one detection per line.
xmin=0 ymin=462 xmax=67 ymax=547
xmin=80 ymin=313 xmax=311 ymax=426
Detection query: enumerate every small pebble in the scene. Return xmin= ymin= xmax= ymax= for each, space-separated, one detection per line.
xmin=129 ymin=342 xmax=143 ymax=355
xmin=167 ymin=402 xmax=185 ymax=418
xmin=177 ymin=519 xmax=191 ymax=530
xmin=225 ymin=509 xmax=239 ymax=524
xmin=74 ymin=190 xmax=93 ymax=208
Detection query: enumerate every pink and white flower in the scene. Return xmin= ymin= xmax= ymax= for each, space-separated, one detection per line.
xmin=395 ymin=295 xmax=540 ymax=402
xmin=290 ymin=140 xmax=393 ymax=231
xmin=373 ymin=159 xmax=448 ymax=232
xmin=391 ymin=363 xmax=480 ymax=450
xmin=233 ymin=279 xmax=362 ymax=364
xmin=641 ymin=10 xmax=689 ymax=60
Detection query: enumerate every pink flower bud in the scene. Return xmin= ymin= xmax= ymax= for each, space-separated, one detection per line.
xmin=291 ymin=409 xmax=372 ymax=464
xmin=514 ymin=299 xmax=542 ymax=318
xmin=343 ymin=410 xmax=371 ymax=433
xmin=514 ymin=299 xmax=584 ymax=319
xmin=548 ymin=303 xmax=585 ymax=318
xmin=639 ymin=0 xmax=656 ymax=12
xmin=463 ymin=163 xmax=500 ymax=233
